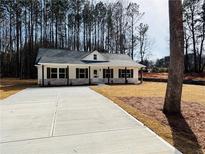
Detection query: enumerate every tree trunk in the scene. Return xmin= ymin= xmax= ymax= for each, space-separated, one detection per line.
xmin=89 ymin=22 xmax=92 ymax=51
xmin=97 ymin=21 xmax=100 ymax=49
xmin=163 ymin=0 xmax=184 ymax=114
xmin=184 ymin=31 xmax=189 ymax=73
xmin=199 ymin=23 xmax=205 ymax=72
xmin=83 ymin=22 xmax=86 ymax=51
xmin=55 ymin=17 xmax=58 ymax=48
xmin=52 ymin=15 xmax=54 ymax=47
xmin=131 ymin=16 xmax=134 ymax=60
xmin=190 ymin=7 xmax=198 ymax=72
xmin=9 ymin=10 xmax=12 ymax=51
xmin=40 ymin=2 xmax=43 ymax=46
xmin=64 ymin=22 xmax=67 ymax=48
xmin=95 ymin=21 xmax=97 ymax=48
xmin=77 ymin=22 xmax=80 ymax=51
xmin=107 ymin=26 xmax=110 ymax=51
xmin=16 ymin=3 xmax=20 ymax=78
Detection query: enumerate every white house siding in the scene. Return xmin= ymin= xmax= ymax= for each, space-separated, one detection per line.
xmin=134 ymin=68 xmax=138 ymax=79
xmin=37 ymin=65 xmax=42 ymax=85
xmin=38 ymin=65 xmax=67 ymax=86
xmin=37 ymin=64 xmax=139 ymax=86
xmin=70 ymin=79 xmax=89 ymax=85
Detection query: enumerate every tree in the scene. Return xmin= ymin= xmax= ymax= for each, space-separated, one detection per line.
xmin=95 ymin=2 xmax=106 ymax=50
xmin=184 ymin=28 xmax=191 ymax=72
xmin=105 ymin=4 xmax=113 ymax=52
xmin=0 ymin=0 xmax=146 ymax=78
xmin=82 ymin=1 xmax=93 ymax=51
xmin=183 ymin=0 xmax=205 ymax=72
xmin=74 ymin=0 xmax=83 ymax=51
xmin=163 ymin=0 xmax=184 ymax=114
xmin=126 ymin=3 xmax=142 ymax=59
xmin=198 ymin=1 xmax=205 ymax=72
xmin=137 ymin=23 xmax=152 ymax=64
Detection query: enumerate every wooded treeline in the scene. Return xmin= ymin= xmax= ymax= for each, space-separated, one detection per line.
xmin=149 ymin=0 xmax=205 ymax=73
xmin=0 ymin=0 xmax=204 ymax=78
xmin=0 ymin=0 xmax=149 ymax=78
xmin=183 ymin=0 xmax=205 ymax=73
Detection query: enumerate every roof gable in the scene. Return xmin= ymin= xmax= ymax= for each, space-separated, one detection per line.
xmin=81 ymin=50 xmax=108 ymax=62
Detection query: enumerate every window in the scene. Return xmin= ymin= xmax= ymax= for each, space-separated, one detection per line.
xmin=119 ymin=69 xmax=133 ymax=78
xmin=59 ymin=68 xmax=67 ymax=78
xmin=103 ymin=69 xmax=113 ymax=78
xmin=93 ymin=54 xmax=97 ymax=60
xmin=51 ymin=68 xmax=57 ymax=78
xmin=47 ymin=67 xmax=68 ymax=79
xmin=126 ymin=69 xmax=133 ymax=78
xmin=76 ymin=68 xmax=88 ymax=78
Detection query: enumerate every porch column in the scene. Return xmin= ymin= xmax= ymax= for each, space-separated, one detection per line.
xmin=108 ymin=67 xmax=110 ymax=84
xmin=67 ymin=65 xmax=69 ymax=86
xmin=125 ymin=67 xmax=127 ymax=84
xmin=88 ymin=66 xmax=91 ymax=85
xmin=42 ymin=65 xmax=44 ymax=86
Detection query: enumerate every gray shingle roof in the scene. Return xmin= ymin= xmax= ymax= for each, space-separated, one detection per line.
xmin=36 ymin=48 xmax=145 ymax=67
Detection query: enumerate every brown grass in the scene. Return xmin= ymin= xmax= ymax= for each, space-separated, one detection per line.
xmin=0 ymin=78 xmax=37 ymax=100
xmin=92 ymin=82 xmax=205 ymax=105
xmin=91 ymin=82 xmax=205 ymax=154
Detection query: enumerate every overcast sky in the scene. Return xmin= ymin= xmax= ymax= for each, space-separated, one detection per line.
xmin=137 ymin=0 xmax=170 ymax=60
xmin=99 ymin=0 xmax=170 ymax=60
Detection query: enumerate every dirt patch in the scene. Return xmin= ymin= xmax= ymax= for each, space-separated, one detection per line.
xmin=144 ymin=73 xmax=168 ymax=79
xmin=118 ymin=96 xmax=205 ymax=153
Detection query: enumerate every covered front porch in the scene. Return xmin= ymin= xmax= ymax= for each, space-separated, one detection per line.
xmin=37 ymin=64 xmax=139 ymax=86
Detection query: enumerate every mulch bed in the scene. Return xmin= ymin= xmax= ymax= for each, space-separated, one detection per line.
xmin=118 ymin=96 xmax=205 ymax=153
xmin=143 ymin=72 xmax=205 ymax=81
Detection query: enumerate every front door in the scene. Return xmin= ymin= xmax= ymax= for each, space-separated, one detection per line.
xmin=92 ymin=69 xmax=103 ymax=84
xmin=93 ymin=69 xmax=98 ymax=78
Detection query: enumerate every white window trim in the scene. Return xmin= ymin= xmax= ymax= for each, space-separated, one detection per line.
xmin=50 ymin=68 xmax=58 ymax=79
xmin=119 ymin=69 xmax=133 ymax=78
xmin=79 ymin=69 xmax=87 ymax=78
xmin=103 ymin=69 xmax=113 ymax=78
xmin=76 ymin=68 xmax=88 ymax=79
xmin=59 ymin=68 xmax=67 ymax=79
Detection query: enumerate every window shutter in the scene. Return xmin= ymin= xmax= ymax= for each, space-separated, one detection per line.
xmin=119 ymin=69 xmax=121 ymax=78
xmin=131 ymin=69 xmax=133 ymax=78
xmin=47 ymin=68 xmax=50 ymax=79
xmin=66 ymin=68 xmax=68 ymax=78
xmin=111 ymin=69 xmax=113 ymax=78
xmin=76 ymin=68 xmax=79 ymax=78
xmin=86 ymin=68 xmax=88 ymax=78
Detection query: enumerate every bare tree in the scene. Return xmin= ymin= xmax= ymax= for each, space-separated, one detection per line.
xmin=0 ymin=0 xmax=146 ymax=78
xmin=183 ymin=0 xmax=205 ymax=72
xmin=126 ymin=3 xmax=142 ymax=59
xmin=136 ymin=23 xmax=152 ymax=64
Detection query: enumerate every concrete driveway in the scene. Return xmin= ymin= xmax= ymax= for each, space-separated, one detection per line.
xmin=0 ymin=87 xmax=181 ymax=154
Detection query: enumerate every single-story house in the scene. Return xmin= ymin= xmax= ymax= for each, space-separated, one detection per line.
xmin=35 ymin=48 xmax=145 ymax=86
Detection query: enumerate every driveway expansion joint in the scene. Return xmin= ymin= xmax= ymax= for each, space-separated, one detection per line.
xmin=50 ymin=92 xmax=60 ymax=137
